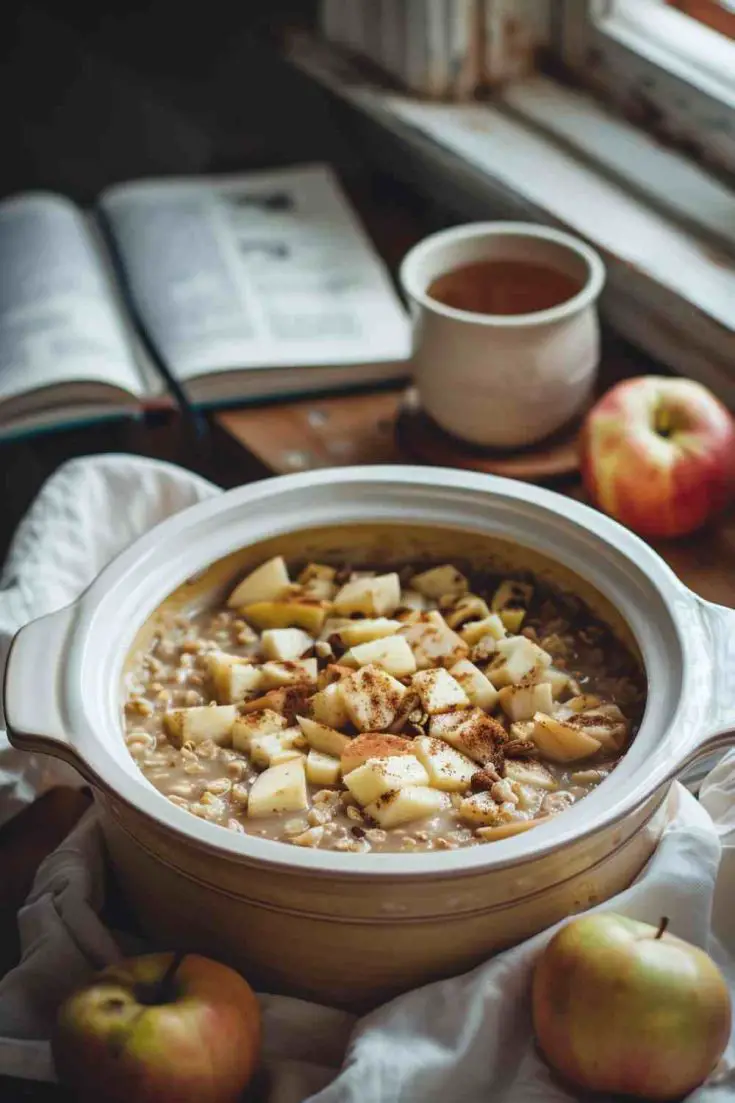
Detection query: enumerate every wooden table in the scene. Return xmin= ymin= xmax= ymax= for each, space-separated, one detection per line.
xmin=1 ymin=386 xmax=734 ymax=1097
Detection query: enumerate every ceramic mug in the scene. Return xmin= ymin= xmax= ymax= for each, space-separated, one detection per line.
xmin=399 ymin=222 xmax=606 ymax=449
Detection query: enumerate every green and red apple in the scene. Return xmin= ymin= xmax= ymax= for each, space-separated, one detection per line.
xmin=581 ymin=376 xmax=735 ymax=538
xmin=533 ymin=913 xmax=732 ymax=1100
xmin=52 ymin=952 xmax=261 ymax=1103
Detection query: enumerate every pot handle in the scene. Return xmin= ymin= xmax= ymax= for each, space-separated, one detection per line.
xmin=677 ymin=598 xmax=735 ymax=781
xmin=3 ymin=603 xmax=93 ymax=781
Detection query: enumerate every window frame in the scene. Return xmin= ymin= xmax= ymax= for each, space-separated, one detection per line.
xmin=556 ymin=0 xmax=735 ymax=179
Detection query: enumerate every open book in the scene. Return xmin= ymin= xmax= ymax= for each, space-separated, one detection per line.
xmin=0 ymin=165 xmax=410 ymax=439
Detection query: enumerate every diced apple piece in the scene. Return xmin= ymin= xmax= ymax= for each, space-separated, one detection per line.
xmin=504 ymin=759 xmax=558 ymax=791
xmin=445 ymin=595 xmax=491 ymax=629
xmin=164 ymin=704 xmax=237 ymax=747
xmin=491 ymin=579 xmax=533 ymax=613
xmin=450 ymin=660 xmax=498 ymax=711
xmin=260 ymin=659 xmax=318 ymax=689
xmin=298 ymin=563 xmax=336 ymax=585
xmin=241 ymin=601 xmax=327 ymax=634
xmin=498 ymin=681 xmax=554 ymax=722
xmin=332 ymin=573 xmax=401 ymax=617
xmin=318 ymin=616 xmax=354 ymax=641
xmin=458 ymin=792 xmax=507 ymax=826
xmin=341 ymin=733 xmax=414 ymax=775
xmin=296 ymin=716 xmax=352 ymax=756
xmin=397 ymin=589 xmax=430 ymax=612
xmin=410 ymin=564 xmax=468 ymax=600
xmin=227 ymin=556 xmax=290 ymax=608
xmin=412 ymin=736 xmax=477 ymax=792
xmin=298 ymin=564 xmax=338 ymax=602
xmin=261 ymin=628 xmax=314 ymax=661
xmin=232 ymin=708 xmax=288 ymax=752
xmin=250 ymin=727 xmax=304 ymax=768
xmin=340 ymin=665 xmax=406 ymax=732
xmin=568 ymin=704 xmax=629 ymax=753
xmin=207 ymin=653 xmax=263 ymax=704
xmin=345 ymin=755 xmax=430 ymax=805
xmin=460 ymin=615 xmax=507 ymax=646
xmin=486 ymin=636 xmax=552 ymax=688
xmin=541 ymin=667 xmax=570 ymax=700
xmin=400 ymin=612 xmax=469 ymax=670
xmin=337 ymin=619 xmax=401 ymax=647
xmin=247 ymin=758 xmax=309 ymax=818
xmin=477 ymin=819 xmax=540 ymax=841
xmin=344 ymin=635 xmax=417 ymax=679
xmin=310 ymin=681 xmax=351 ymax=729
xmin=530 ymin=713 xmax=602 ymax=763
xmin=432 ymin=708 xmax=506 ymax=767
xmin=365 ymin=786 xmax=450 ymax=829
xmin=499 ymin=609 xmax=526 ymax=634
xmin=305 ymin=749 xmax=342 ymax=786
xmin=412 ymin=668 xmax=470 ymax=715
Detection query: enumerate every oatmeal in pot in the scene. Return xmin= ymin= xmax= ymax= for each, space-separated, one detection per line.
xmin=124 ymin=557 xmax=646 ymax=853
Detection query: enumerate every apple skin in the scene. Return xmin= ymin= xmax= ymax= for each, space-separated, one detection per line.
xmin=533 ymin=914 xmax=732 ymax=1101
xmin=52 ymin=953 xmax=261 ymax=1103
xmin=581 ymin=376 xmax=735 ymax=538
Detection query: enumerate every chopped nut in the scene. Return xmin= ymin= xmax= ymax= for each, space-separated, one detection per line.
xmin=471 ymin=768 xmax=501 ymax=792
xmin=292 ymin=826 xmax=325 ymax=848
xmin=307 ymin=806 xmax=331 ymax=827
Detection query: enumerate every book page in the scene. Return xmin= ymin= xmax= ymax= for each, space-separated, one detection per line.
xmin=0 ymin=193 xmax=144 ymax=404
xmin=100 ymin=165 xmax=410 ymax=382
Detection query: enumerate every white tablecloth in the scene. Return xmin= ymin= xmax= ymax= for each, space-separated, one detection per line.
xmin=0 ymin=455 xmax=733 ymax=1102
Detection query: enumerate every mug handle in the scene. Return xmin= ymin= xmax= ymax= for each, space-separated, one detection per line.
xmin=3 ymin=603 xmax=95 ymax=782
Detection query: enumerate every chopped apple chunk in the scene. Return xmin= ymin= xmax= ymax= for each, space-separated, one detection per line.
xmin=445 ymin=595 xmax=491 ymax=630
xmin=541 ymin=667 xmax=571 ymax=699
xmin=241 ymin=601 xmax=328 ymax=634
xmin=341 ymin=733 xmax=414 ymax=775
xmin=499 ymin=609 xmax=525 ymax=634
xmin=332 ymin=573 xmax=401 ymax=617
xmin=340 ymin=665 xmax=406 ymax=732
xmin=164 ymin=704 xmax=237 ymax=747
xmin=449 ymin=660 xmax=498 ymax=711
xmin=250 ymin=727 xmax=304 ymax=768
xmin=459 ymin=792 xmax=509 ymax=826
xmin=491 ymin=580 xmax=533 ymax=613
xmin=298 ymin=564 xmax=338 ymax=602
xmin=296 ymin=716 xmax=353 ymax=757
xmin=410 ymin=564 xmax=468 ymax=600
xmin=566 ymin=704 xmax=629 ymax=753
xmin=486 ymin=636 xmax=552 ymax=688
xmin=310 ymin=681 xmax=351 ymax=729
xmin=431 ymin=708 xmax=506 ymax=767
xmin=412 ymin=667 xmax=470 ymax=715
xmin=261 ymin=628 xmax=314 ymax=661
xmin=344 ymin=635 xmax=417 ymax=678
xmin=337 ymin=618 xmax=402 ymax=647
xmin=365 ymin=786 xmax=451 ymax=829
xmin=232 ymin=709 xmax=288 ymax=752
xmin=400 ymin=612 xmax=468 ymax=669
xmin=207 ymin=653 xmax=263 ymax=704
xmin=498 ymin=681 xmax=554 ymax=722
xmin=412 ymin=736 xmax=477 ymax=792
xmin=345 ymin=755 xmax=430 ymax=805
xmin=227 ymin=556 xmax=290 ymax=608
xmin=260 ymin=658 xmax=318 ymax=689
xmin=305 ymin=749 xmax=342 ymax=786
xmin=460 ymin=614 xmax=507 ymax=646
xmin=247 ymin=758 xmax=309 ymax=818
xmin=503 ymin=759 xmax=558 ymax=791
xmin=531 ymin=713 xmax=602 ymax=763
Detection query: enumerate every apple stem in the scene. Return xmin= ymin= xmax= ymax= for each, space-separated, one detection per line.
xmin=655 ymin=917 xmax=670 ymax=940
xmin=155 ymin=950 xmax=187 ymax=1004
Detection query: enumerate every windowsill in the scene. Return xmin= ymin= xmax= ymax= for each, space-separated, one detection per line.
xmin=287 ymin=32 xmax=735 ymax=406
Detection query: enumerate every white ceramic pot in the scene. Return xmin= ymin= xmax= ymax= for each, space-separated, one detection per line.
xmin=5 ymin=467 xmax=734 ymax=1009
xmin=400 ymin=223 xmax=606 ymax=448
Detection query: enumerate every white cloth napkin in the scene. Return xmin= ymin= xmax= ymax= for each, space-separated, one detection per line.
xmin=0 ymin=455 xmax=733 ymax=1103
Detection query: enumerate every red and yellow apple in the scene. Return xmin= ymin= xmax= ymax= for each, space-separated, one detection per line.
xmin=52 ymin=952 xmax=261 ymax=1103
xmin=581 ymin=376 xmax=735 ymax=538
xmin=533 ymin=913 xmax=732 ymax=1100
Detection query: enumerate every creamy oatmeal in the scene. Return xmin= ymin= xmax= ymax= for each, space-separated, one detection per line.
xmin=123 ymin=557 xmax=645 ymax=853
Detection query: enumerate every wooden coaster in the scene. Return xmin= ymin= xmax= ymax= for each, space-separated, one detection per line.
xmin=395 ymin=389 xmax=582 ymax=482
